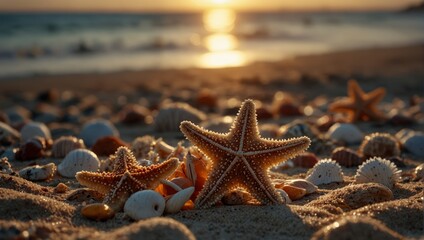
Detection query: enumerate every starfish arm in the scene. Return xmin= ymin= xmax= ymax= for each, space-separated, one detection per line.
xmin=246 ymin=137 xmax=311 ymax=167
xmin=228 ymin=99 xmax=260 ymax=148
xmin=329 ymin=99 xmax=355 ymax=113
xmin=180 ymin=121 xmax=237 ymax=156
xmin=348 ymin=80 xmax=365 ymax=102
xmin=111 ymin=147 xmax=140 ymax=173
xmin=133 ymin=157 xmax=180 ymax=189
xmin=241 ymin=166 xmax=283 ymax=205
xmin=76 ymin=171 xmax=122 ymax=195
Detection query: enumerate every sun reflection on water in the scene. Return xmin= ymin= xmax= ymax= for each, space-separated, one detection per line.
xmin=199 ymin=8 xmax=246 ymax=68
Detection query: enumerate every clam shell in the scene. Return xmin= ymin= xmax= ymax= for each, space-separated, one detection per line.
xmin=285 ymin=179 xmax=317 ymax=194
xmin=58 ymin=149 xmax=100 ymax=178
xmin=359 ymin=133 xmax=400 ymax=159
xmin=326 ymin=123 xmax=363 ymax=145
xmin=19 ymin=163 xmax=56 ymax=181
xmin=0 ymin=121 xmax=20 ymax=144
xmin=281 ymin=185 xmax=307 ymax=200
xmin=403 ymin=133 xmax=424 ymax=157
xmin=0 ymin=157 xmax=13 ymax=174
xmin=165 ymin=187 xmax=195 ymax=214
xmin=20 ymin=122 xmax=51 ymax=142
xmin=154 ymin=102 xmax=206 ymax=132
xmin=79 ymin=119 xmax=119 ymax=147
xmin=81 ymin=203 xmax=115 ymax=221
xmin=306 ymin=159 xmax=344 ymax=185
xmin=276 ymin=189 xmax=292 ymax=204
xmin=354 ymin=157 xmax=401 ymax=188
xmin=124 ymin=190 xmax=165 ymax=220
xmin=413 ymin=163 xmax=424 ymax=181
xmin=51 ymin=136 xmax=85 ymax=158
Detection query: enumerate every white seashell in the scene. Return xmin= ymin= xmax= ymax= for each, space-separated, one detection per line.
xmin=0 ymin=157 xmax=13 ymax=174
xmin=413 ymin=163 xmax=424 ymax=181
xmin=403 ymin=134 xmax=424 ymax=157
xmin=124 ymin=190 xmax=165 ymax=220
xmin=79 ymin=119 xmax=119 ymax=147
xmin=276 ymin=189 xmax=292 ymax=204
xmin=52 ymin=136 xmax=86 ymax=158
xmin=58 ymin=149 xmax=100 ymax=178
xmin=326 ymin=123 xmax=363 ymax=145
xmin=0 ymin=122 xmax=20 ymax=142
xmin=19 ymin=163 xmax=56 ymax=181
xmin=285 ymin=179 xmax=318 ymax=194
xmin=20 ymin=122 xmax=51 ymax=142
xmin=165 ymin=187 xmax=194 ymax=214
xmin=154 ymin=102 xmax=206 ymax=132
xmin=354 ymin=157 xmax=401 ymax=188
xmin=306 ymin=159 xmax=344 ymax=185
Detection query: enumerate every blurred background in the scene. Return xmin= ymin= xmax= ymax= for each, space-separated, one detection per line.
xmin=0 ymin=0 xmax=423 ymax=78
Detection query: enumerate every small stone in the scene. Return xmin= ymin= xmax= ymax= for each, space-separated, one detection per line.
xmin=54 ymin=183 xmax=69 ymax=193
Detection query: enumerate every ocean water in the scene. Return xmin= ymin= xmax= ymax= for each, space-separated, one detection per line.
xmin=0 ymin=11 xmax=423 ymax=78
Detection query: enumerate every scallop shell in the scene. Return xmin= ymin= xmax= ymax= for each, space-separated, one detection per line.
xmin=305 ymin=159 xmax=344 ymax=185
xmin=124 ymin=190 xmax=165 ymax=220
xmin=154 ymin=102 xmax=206 ymax=132
xmin=19 ymin=163 xmax=56 ymax=181
xmin=131 ymin=135 xmax=155 ymax=159
xmin=331 ymin=147 xmax=363 ymax=167
xmin=0 ymin=121 xmax=20 ymax=144
xmin=79 ymin=119 xmax=119 ymax=147
xmin=0 ymin=157 xmax=13 ymax=174
xmin=165 ymin=187 xmax=195 ymax=214
xmin=15 ymin=137 xmax=47 ymax=160
xmin=51 ymin=136 xmax=85 ymax=158
xmin=354 ymin=157 xmax=401 ymax=188
xmin=326 ymin=123 xmax=363 ymax=145
xmin=58 ymin=149 xmax=100 ymax=178
xmin=291 ymin=152 xmax=318 ymax=168
xmin=20 ymin=122 xmax=51 ymax=142
xmin=359 ymin=133 xmax=400 ymax=159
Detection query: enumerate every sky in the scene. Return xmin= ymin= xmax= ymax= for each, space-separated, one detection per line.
xmin=0 ymin=0 xmax=421 ymax=12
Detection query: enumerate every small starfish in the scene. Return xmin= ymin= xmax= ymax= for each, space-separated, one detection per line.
xmin=329 ymin=79 xmax=386 ymax=122
xmin=76 ymin=146 xmax=178 ymax=212
xmin=180 ymin=99 xmax=310 ymax=209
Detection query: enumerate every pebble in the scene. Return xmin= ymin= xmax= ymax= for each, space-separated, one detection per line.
xmin=81 ymin=203 xmax=115 ymax=221
xmin=326 ymin=123 xmax=363 ymax=145
xmin=79 ymin=119 xmax=119 ymax=147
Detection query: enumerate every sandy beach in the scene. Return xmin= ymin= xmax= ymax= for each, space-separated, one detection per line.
xmin=0 ymin=44 xmax=423 ymax=239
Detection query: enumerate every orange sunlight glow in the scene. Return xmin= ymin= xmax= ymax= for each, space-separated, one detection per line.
xmin=203 ymin=8 xmax=236 ymax=32
xmin=204 ymin=34 xmax=238 ymax=51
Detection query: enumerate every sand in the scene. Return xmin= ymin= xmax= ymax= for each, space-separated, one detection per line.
xmin=0 ymin=44 xmax=423 ymax=239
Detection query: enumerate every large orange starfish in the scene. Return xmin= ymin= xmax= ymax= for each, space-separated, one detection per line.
xmin=329 ymin=79 xmax=386 ymax=122
xmin=180 ymin=100 xmax=310 ymax=209
xmin=76 ymin=146 xmax=178 ymax=212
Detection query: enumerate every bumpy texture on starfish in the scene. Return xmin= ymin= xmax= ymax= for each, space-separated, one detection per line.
xmin=180 ymin=99 xmax=311 ymax=209
xmin=329 ymin=79 xmax=386 ymax=122
xmin=76 ymin=146 xmax=178 ymax=212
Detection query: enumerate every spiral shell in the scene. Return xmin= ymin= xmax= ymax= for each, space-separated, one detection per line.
xmin=326 ymin=123 xmax=363 ymax=145
xmin=79 ymin=119 xmax=119 ymax=147
xmin=154 ymin=102 xmax=206 ymax=132
xmin=19 ymin=163 xmax=56 ymax=181
xmin=52 ymin=136 xmax=85 ymax=158
xmin=359 ymin=133 xmax=400 ymax=159
xmin=58 ymin=149 xmax=100 ymax=178
xmin=20 ymin=122 xmax=51 ymax=142
xmin=305 ymin=159 xmax=344 ymax=185
xmin=354 ymin=157 xmax=401 ymax=188
xmin=165 ymin=187 xmax=195 ymax=213
xmin=331 ymin=147 xmax=363 ymax=167
xmin=124 ymin=190 xmax=165 ymax=220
